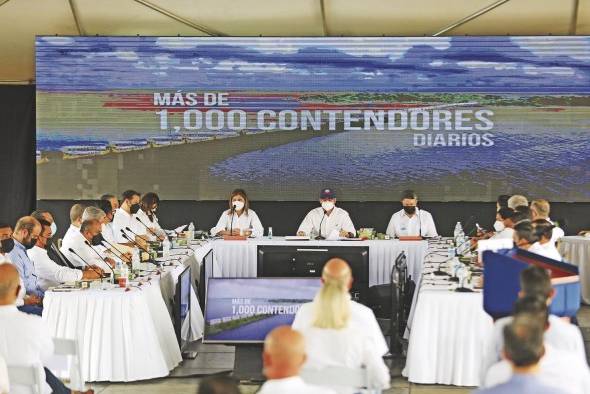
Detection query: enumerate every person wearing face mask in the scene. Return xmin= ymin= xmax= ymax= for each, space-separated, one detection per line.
xmin=61 ymin=203 xmax=86 ymax=250
xmin=112 ymin=189 xmax=147 ymax=245
xmin=101 ymin=193 xmax=120 ymax=211
xmin=297 ymin=188 xmax=356 ymax=239
xmin=27 ymin=219 xmax=102 ymax=292
xmin=0 ymin=223 xmax=27 ymax=311
xmin=136 ymin=192 xmax=166 ymax=241
xmin=386 ymin=190 xmax=437 ymax=238
xmin=211 ymin=189 xmax=264 ymax=238
xmin=491 ymin=208 xmax=516 ymax=240
xmin=32 ymin=209 xmax=79 ymax=269
xmin=7 ymin=216 xmax=44 ymax=316
xmin=61 ymin=219 xmax=115 ymax=272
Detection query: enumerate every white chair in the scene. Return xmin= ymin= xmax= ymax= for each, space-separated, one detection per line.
xmin=301 ymin=366 xmax=382 ymax=394
xmin=6 ymin=364 xmax=44 ymax=394
xmin=48 ymin=338 xmax=85 ymax=391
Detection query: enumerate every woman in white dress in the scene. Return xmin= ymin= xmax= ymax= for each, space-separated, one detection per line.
xmin=210 ymin=189 xmax=264 ymax=238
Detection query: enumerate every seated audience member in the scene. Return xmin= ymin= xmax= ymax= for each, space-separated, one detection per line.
xmin=0 ymin=223 xmax=26 ymax=311
xmin=112 ymin=190 xmax=146 ymax=245
xmin=0 ymin=354 xmax=7 ymax=394
xmin=97 ymin=200 xmax=117 ymax=245
xmin=211 ymin=189 xmax=264 ymax=238
xmin=531 ymin=220 xmax=563 ymax=261
xmin=297 ymin=188 xmax=356 ymax=239
xmin=100 ymin=194 xmax=119 ymax=211
xmin=61 ymin=219 xmax=115 ymax=271
xmin=62 ymin=204 xmax=86 ymax=248
xmin=197 ymin=376 xmax=241 ymax=394
xmin=95 ymin=201 xmax=132 ymax=260
xmin=513 ymin=221 xmax=539 ymax=252
xmin=507 ymin=194 xmax=528 ymax=210
xmin=513 ymin=205 xmax=532 ymax=223
xmin=31 ymin=210 xmax=77 ymax=269
xmin=386 ymin=189 xmax=437 ymax=238
xmin=476 ymin=314 xmax=569 ymax=394
xmin=530 ymin=199 xmax=564 ymax=243
xmin=8 ymin=217 xmax=44 ymax=315
xmin=28 ymin=219 xmax=102 ymax=291
xmin=293 ymin=259 xmax=388 ymax=357
xmin=490 ymin=208 xmax=515 ymax=240
xmin=136 ymin=192 xmax=166 ymax=240
xmin=258 ymin=326 xmax=336 ymax=394
xmin=0 ymin=264 xmax=92 ymax=394
xmin=482 ymin=311 xmax=590 ymax=394
xmin=293 ymin=259 xmax=390 ymax=392
xmin=496 ymin=194 xmax=511 ymax=211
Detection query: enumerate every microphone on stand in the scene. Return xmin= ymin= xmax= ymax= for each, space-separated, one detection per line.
xmin=135 ymin=217 xmax=161 ymax=240
xmin=125 ymin=226 xmax=150 ymax=243
xmin=100 ymin=238 xmax=128 ymax=259
xmin=120 ymin=231 xmax=160 ymax=266
xmin=67 ymin=248 xmax=105 ymax=282
xmin=315 ymin=211 xmax=326 ymax=240
xmin=229 ymin=204 xmax=236 ymax=235
xmin=83 ymin=241 xmax=116 ymax=279
xmin=100 ymin=240 xmax=127 ymax=262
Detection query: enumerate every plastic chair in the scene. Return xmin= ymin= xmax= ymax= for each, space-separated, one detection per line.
xmin=6 ymin=364 xmax=44 ymax=394
xmin=49 ymin=338 xmax=85 ymax=391
xmin=301 ymin=365 xmax=382 ymax=394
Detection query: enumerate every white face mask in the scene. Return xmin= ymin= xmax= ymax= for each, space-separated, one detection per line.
xmin=233 ymin=201 xmax=245 ymax=211
xmin=493 ymin=220 xmax=505 ymax=232
xmin=321 ymin=201 xmax=335 ymax=212
xmin=50 ymin=222 xmax=57 ymax=236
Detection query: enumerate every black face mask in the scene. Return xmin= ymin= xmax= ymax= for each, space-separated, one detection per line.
xmin=0 ymin=238 xmax=14 ymax=254
xmin=23 ymin=237 xmax=37 ymax=250
xmin=44 ymin=237 xmax=53 ymax=250
xmin=91 ymin=233 xmax=105 ymax=246
xmin=130 ymin=203 xmax=140 ymax=214
xmin=403 ymin=206 xmax=417 ymax=215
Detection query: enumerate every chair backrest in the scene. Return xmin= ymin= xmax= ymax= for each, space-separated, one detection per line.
xmin=49 ymin=338 xmax=85 ymax=391
xmin=301 ymin=366 xmax=381 ymax=392
xmin=7 ymin=364 xmax=44 ymax=394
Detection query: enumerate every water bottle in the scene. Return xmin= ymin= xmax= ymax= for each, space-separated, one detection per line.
xmin=453 ymin=222 xmax=461 ymax=238
xmin=268 ymin=227 xmax=273 ymax=239
xmin=188 ymin=222 xmax=195 ymax=240
xmin=114 ymin=261 xmax=122 ymax=281
xmin=132 ymin=248 xmax=140 ymax=271
xmin=162 ymin=236 xmax=171 ymax=259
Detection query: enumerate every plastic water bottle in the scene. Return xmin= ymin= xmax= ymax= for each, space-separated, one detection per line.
xmin=453 ymin=222 xmax=462 ymax=238
xmin=268 ymin=227 xmax=273 ymax=239
xmin=188 ymin=222 xmax=195 ymax=240
xmin=132 ymin=248 xmax=140 ymax=271
xmin=162 ymin=236 xmax=171 ymax=259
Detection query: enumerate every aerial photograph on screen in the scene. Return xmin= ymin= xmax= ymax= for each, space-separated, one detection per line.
xmin=36 ymin=36 xmax=590 ymax=201
xmin=204 ymin=278 xmax=320 ymax=342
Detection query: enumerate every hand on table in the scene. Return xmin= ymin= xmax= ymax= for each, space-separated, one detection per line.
xmin=105 ymin=257 xmax=116 ymax=268
xmin=339 ymin=230 xmax=351 ymax=238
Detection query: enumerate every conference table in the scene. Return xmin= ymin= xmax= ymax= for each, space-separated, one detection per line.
xmin=403 ymin=239 xmax=494 ymax=387
xmin=559 ymin=236 xmax=590 ymax=304
xmin=207 ymin=237 xmax=429 ymax=286
xmin=42 ymin=244 xmax=209 ymax=382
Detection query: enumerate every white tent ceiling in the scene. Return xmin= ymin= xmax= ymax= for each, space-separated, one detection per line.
xmin=0 ymin=0 xmax=588 ymax=82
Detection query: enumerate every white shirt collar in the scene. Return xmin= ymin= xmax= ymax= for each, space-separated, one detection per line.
xmin=0 ymin=304 xmax=18 ymax=313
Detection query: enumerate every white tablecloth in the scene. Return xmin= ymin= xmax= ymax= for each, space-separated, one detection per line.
xmin=43 ymin=248 xmax=207 ymax=382
xmin=209 ymin=238 xmax=428 ymax=286
xmin=403 ymin=239 xmax=494 ymax=387
xmin=559 ymin=236 xmax=590 ymax=304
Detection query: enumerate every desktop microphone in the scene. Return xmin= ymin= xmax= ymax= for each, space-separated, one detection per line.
xmin=100 ymin=240 xmax=127 ymax=261
xmin=120 ymin=232 xmax=160 ymax=266
xmin=315 ymin=211 xmax=326 ymax=240
xmin=135 ymin=217 xmax=161 ymax=239
xmin=229 ymin=204 xmax=236 ymax=235
xmin=125 ymin=226 xmax=150 ymax=243
xmin=100 ymin=238 xmax=128 ymax=259
xmin=84 ymin=241 xmax=116 ymax=279
xmin=67 ymin=248 xmax=105 ymax=281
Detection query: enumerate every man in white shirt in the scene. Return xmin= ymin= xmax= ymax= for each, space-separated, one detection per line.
xmin=490 ymin=208 xmax=516 ymax=240
xmin=297 ymin=188 xmax=356 ymax=239
xmin=28 ymin=219 xmax=102 ymax=291
xmin=61 ymin=204 xmax=86 ymax=252
xmin=0 ymin=353 xmax=8 ymax=394
xmin=386 ymin=190 xmax=437 ymax=238
xmin=530 ymin=199 xmax=564 ymax=244
xmin=111 ymin=190 xmax=147 ymax=245
xmin=481 ymin=267 xmax=586 ymax=381
xmin=0 ymin=264 xmax=92 ymax=394
xmin=258 ymin=326 xmax=336 ymax=394
xmin=60 ymin=219 xmax=115 ymax=272
xmin=293 ymin=259 xmax=388 ymax=358
xmin=100 ymin=193 xmax=119 ymax=211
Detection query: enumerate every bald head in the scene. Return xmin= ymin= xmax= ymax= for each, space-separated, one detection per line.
xmin=13 ymin=216 xmax=41 ymax=246
xmin=0 ymin=264 xmax=21 ymax=305
xmin=323 ymin=258 xmax=352 ymax=279
xmin=263 ymin=326 xmax=306 ymax=380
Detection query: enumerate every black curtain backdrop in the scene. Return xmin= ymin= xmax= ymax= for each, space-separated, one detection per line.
xmin=2 ymin=85 xmax=589 ymax=236
xmin=0 ymin=85 xmax=36 ymax=226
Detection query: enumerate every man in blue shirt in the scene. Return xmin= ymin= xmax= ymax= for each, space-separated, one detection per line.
xmin=473 ymin=314 xmax=568 ymax=394
xmin=8 ymin=216 xmax=44 ymax=316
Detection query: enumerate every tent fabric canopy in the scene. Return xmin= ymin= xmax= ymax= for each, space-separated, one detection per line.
xmin=0 ymin=0 xmax=588 ymax=82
